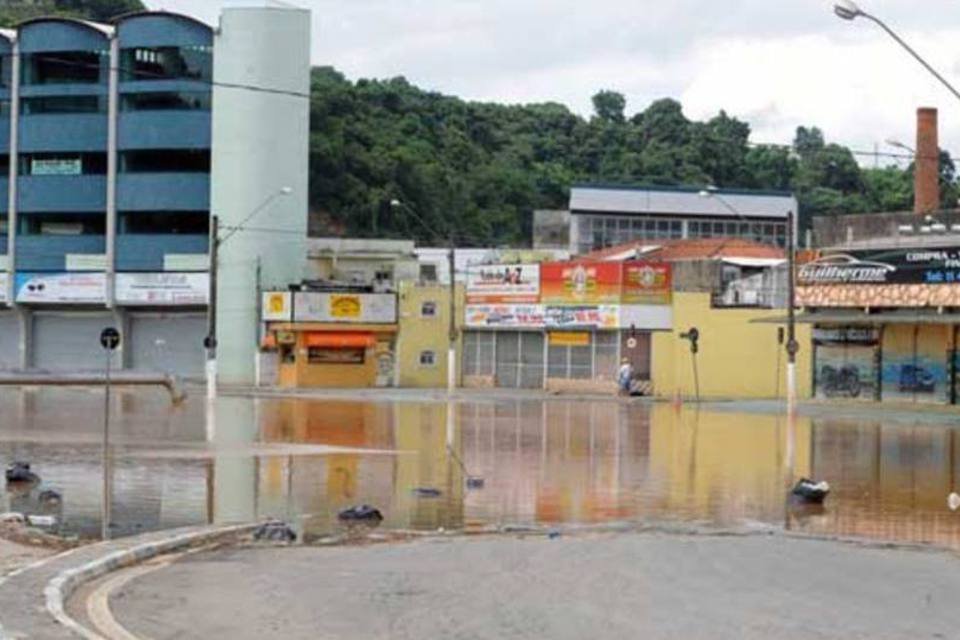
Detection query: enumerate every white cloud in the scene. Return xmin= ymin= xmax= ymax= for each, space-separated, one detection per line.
xmin=148 ymin=0 xmax=960 ymax=159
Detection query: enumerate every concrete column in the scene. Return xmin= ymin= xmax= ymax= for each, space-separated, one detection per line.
xmin=17 ymin=306 xmax=30 ymax=370
xmin=7 ymin=37 xmax=19 ymax=305
xmin=105 ymin=35 xmax=120 ymax=307
xmin=915 ymin=107 xmax=940 ymax=215
xmin=114 ymin=307 xmax=129 ymax=370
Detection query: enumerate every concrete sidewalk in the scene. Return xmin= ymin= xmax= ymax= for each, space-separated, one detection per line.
xmin=108 ymin=532 xmax=960 ymax=640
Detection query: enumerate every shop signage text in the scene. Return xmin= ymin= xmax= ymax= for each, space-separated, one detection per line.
xmin=15 ymin=272 xmax=106 ymax=304
xmin=115 ymin=273 xmax=208 ymax=306
xmin=465 ymin=263 xmax=540 ymax=304
xmin=799 ymin=249 xmax=960 ymax=286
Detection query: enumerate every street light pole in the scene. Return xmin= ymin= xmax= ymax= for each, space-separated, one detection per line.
xmin=786 ymin=211 xmax=799 ymax=416
xmin=447 ymin=234 xmax=458 ymax=395
xmin=834 ymin=1 xmax=960 ymax=103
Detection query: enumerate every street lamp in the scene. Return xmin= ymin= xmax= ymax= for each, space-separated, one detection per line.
xmin=885 ymin=138 xmax=915 ymax=154
xmin=833 ymin=1 xmax=960 ymax=103
xmin=206 ymin=186 xmax=294 ymax=400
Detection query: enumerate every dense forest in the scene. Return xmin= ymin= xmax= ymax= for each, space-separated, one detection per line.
xmin=2 ymin=2 xmax=955 ymax=247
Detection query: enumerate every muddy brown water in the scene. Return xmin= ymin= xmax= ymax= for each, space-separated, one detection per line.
xmin=1 ymin=388 xmax=960 ymax=548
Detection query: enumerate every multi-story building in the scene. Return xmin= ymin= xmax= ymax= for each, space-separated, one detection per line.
xmin=550 ymin=184 xmax=797 ymax=256
xmin=0 ymin=8 xmax=310 ymax=382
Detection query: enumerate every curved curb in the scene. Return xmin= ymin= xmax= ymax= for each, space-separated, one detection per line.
xmin=0 ymin=523 xmax=258 ymax=640
xmin=46 ymin=524 xmax=257 ymax=639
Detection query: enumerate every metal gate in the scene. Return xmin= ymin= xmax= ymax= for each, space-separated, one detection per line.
xmin=494 ymin=331 xmax=544 ymax=389
xmin=130 ymin=313 xmax=206 ymax=379
xmin=33 ymin=313 xmax=114 ymax=371
xmin=0 ymin=313 xmax=20 ymax=370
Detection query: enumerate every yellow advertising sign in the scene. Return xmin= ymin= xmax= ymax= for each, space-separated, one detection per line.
xmin=549 ymin=331 xmax=591 ymax=347
xmin=330 ymin=295 xmax=362 ymax=319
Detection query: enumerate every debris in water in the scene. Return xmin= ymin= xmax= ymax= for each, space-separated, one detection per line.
xmin=26 ymin=514 xmax=57 ymax=528
xmin=466 ymin=477 xmax=485 ymax=490
xmin=548 ymin=530 xmax=561 ymax=540
xmin=338 ymin=505 xmax=383 ymax=523
xmin=948 ymin=493 xmax=960 ymax=511
xmin=0 ymin=512 xmax=25 ymax=524
xmin=412 ymin=488 xmax=442 ymax=498
xmin=253 ymin=520 xmax=297 ymax=543
xmin=38 ymin=489 xmax=62 ymax=505
xmin=5 ymin=462 xmax=39 ymax=485
xmin=791 ymin=478 xmax=830 ymax=504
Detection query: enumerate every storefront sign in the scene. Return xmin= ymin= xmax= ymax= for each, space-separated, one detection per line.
xmin=813 ymin=327 xmax=880 ymax=345
xmin=465 ymin=304 xmax=544 ymax=328
xmin=540 ymin=262 xmax=622 ymax=304
xmin=622 ymin=262 xmax=672 ymax=305
xmin=263 ymin=292 xmax=292 ymax=321
xmin=293 ymin=292 xmax=397 ymax=324
xmin=466 ymin=264 xmax=540 ymax=304
xmin=115 ymin=273 xmax=208 ymax=306
xmin=799 ymin=248 xmax=960 ymax=286
xmin=549 ymin=331 xmax=591 ymax=347
xmin=15 ymin=272 xmax=106 ymax=304
xmin=544 ymin=305 xmax=619 ymax=329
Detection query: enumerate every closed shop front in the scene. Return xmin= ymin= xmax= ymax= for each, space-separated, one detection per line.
xmin=129 ymin=313 xmax=206 ymax=379
xmin=546 ymin=330 xmax=620 ymax=393
xmin=33 ymin=312 xmax=115 ymax=371
xmin=495 ymin=331 xmax=545 ymax=389
xmin=0 ymin=313 xmax=20 ymax=370
xmin=881 ymin=324 xmax=952 ymax=404
xmin=813 ymin=327 xmax=880 ymax=401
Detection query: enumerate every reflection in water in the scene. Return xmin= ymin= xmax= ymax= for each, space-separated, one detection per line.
xmin=2 ymin=387 xmax=960 ymax=549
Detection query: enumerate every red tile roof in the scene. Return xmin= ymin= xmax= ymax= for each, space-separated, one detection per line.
xmin=581 ymin=238 xmax=785 ymax=262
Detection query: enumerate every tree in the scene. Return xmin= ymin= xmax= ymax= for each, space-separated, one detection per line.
xmin=591 ymin=90 xmax=626 ymax=123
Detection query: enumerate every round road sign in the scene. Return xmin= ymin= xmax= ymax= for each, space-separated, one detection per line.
xmin=100 ymin=327 xmax=121 ymax=351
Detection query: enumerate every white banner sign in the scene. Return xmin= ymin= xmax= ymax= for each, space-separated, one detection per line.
xmin=116 ymin=273 xmax=209 ymax=306
xmin=293 ymin=292 xmax=397 ymax=324
xmin=15 ymin=272 xmax=106 ymax=304
xmin=465 ymin=264 xmax=540 ymax=303
xmin=465 ymin=304 xmax=545 ymax=329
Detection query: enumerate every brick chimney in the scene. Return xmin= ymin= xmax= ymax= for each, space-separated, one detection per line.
xmin=915 ymin=107 xmax=940 ymax=215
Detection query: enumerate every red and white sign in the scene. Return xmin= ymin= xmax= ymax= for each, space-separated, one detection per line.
xmin=465 ymin=304 xmax=545 ymax=328
xmin=466 ymin=264 xmax=540 ymax=304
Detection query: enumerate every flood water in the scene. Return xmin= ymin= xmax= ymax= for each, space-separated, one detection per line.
xmin=2 ymin=387 xmax=960 ymax=549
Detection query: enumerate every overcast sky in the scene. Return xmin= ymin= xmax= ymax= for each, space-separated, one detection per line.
xmin=148 ymin=0 xmax=960 ymax=165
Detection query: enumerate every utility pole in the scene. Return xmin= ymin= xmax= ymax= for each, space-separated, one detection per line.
xmin=786 ymin=211 xmax=799 ymax=416
xmin=447 ymin=234 xmax=457 ymax=394
xmin=206 ymin=215 xmax=219 ymax=401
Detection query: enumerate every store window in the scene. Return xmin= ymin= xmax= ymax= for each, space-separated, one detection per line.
xmin=419 ymin=350 xmax=437 ymax=367
xmin=307 ymin=347 xmax=365 ymax=365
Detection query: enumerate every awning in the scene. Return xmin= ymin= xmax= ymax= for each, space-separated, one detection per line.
xmin=752 ymin=309 xmax=960 ymax=325
xmin=305 ymin=332 xmax=376 ymax=348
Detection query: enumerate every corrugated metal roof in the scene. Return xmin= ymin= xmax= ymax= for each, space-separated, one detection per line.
xmin=570 ymin=185 xmax=796 ymax=219
xmin=582 ymin=238 xmax=784 ymax=262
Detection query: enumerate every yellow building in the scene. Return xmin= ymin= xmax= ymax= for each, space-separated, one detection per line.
xmin=396 ymin=281 xmax=465 ymax=388
xmin=652 ymin=291 xmax=813 ymax=400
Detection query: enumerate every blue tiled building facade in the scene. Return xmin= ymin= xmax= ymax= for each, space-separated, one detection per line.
xmin=0 ymin=12 xmax=215 ymax=376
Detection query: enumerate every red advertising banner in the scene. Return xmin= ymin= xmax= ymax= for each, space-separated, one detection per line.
xmin=621 ymin=261 xmax=672 ymax=305
xmin=540 ymin=262 xmax=622 ymax=304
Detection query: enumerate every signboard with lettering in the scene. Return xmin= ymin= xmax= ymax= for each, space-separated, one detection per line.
xmin=15 ymin=272 xmax=106 ymax=304
xmin=116 ymin=273 xmax=208 ymax=306
xmin=621 ymin=262 xmax=672 ymax=305
xmin=549 ymin=331 xmax=591 ymax=347
xmin=540 ymin=262 xmax=622 ymax=304
xmin=32 ymin=158 xmax=81 ymax=176
xmin=293 ymin=292 xmax=397 ymax=324
xmin=464 ymin=304 xmax=545 ymax=329
xmin=798 ymin=249 xmax=960 ymax=286
xmin=465 ymin=264 xmax=540 ymax=304
xmin=544 ymin=305 xmax=619 ymax=329
xmin=263 ymin=292 xmax=292 ymax=321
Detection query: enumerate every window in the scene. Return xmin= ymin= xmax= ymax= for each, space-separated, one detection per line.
xmin=121 ymin=149 xmax=210 ymax=173
xmin=22 ymin=95 xmax=105 ymax=115
xmin=419 ymin=264 xmax=438 ymax=282
xmin=121 ymin=91 xmax=211 ymax=111
xmin=23 ymin=51 xmax=106 ymax=85
xmin=120 ymin=212 xmax=210 ymax=235
xmin=421 ymin=301 xmax=437 ymax=317
xmin=280 ymin=345 xmax=295 ymax=364
xmin=120 ymin=46 xmax=213 ymax=82
xmin=374 ymin=268 xmax=393 ymax=283
xmin=20 ymin=153 xmax=106 ymax=176
xmin=307 ymin=347 xmax=365 ymax=365
xmin=20 ymin=214 xmax=105 ymax=235
xmin=419 ymin=351 xmax=437 ymax=367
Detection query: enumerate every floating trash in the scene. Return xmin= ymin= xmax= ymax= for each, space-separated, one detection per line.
xmin=466 ymin=477 xmax=485 ymax=490
xmin=253 ymin=520 xmax=296 ymax=543
xmin=338 ymin=505 xmax=383 ymax=523
xmin=948 ymin=493 xmax=960 ymax=512
xmin=5 ymin=462 xmax=39 ymax=485
xmin=412 ymin=488 xmax=442 ymax=498
xmin=791 ymin=478 xmax=830 ymax=504
xmin=26 ymin=514 xmax=57 ymax=528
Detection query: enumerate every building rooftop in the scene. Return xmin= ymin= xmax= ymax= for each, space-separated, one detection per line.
xmin=570 ymin=184 xmax=796 ymax=220
xmin=582 ymin=238 xmax=785 ymax=262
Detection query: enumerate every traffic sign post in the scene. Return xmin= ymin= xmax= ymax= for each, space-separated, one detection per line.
xmin=100 ymin=327 xmax=120 ymax=541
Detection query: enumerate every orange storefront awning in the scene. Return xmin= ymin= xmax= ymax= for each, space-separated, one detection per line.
xmin=305 ymin=332 xmax=376 ymax=348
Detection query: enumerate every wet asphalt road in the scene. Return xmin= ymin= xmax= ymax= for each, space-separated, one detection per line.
xmin=109 ymin=532 xmax=960 ymax=640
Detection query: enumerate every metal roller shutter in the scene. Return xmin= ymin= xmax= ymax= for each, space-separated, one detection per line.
xmin=0 ymin=313 xmax=20 ymax=370
xmin=33 ymin=313 xmax=114 ymax=372
xmin=130 ymin=313 xmax=206 ymax=379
